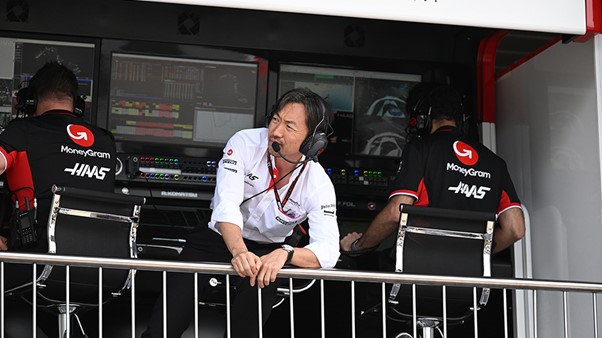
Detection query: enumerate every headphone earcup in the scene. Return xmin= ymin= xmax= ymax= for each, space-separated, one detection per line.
xmin=299 ymin=132 xmax=328 ymax=160
xmin=15 ymin=87 xmax=37 ymax=116
xmin=74 ymin=96 xmax=86 ymax=117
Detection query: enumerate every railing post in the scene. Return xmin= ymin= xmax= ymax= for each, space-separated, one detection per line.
xmin=257 ymin=285 xmax=263 ymax=338
xmin=594 ymin=292 xmax=599 ymax=338
xmin=288 ymin=277 xmax=294 ymax=338
xmin=1 ymin=261 xmax=3 ymax=338
xmin=351 ymin=280 xmax=356 ymax=338
xmin=320 ymin=279 xmax=325 ymax=338
xmin=99 ymin=267 xmax=103 ymax=338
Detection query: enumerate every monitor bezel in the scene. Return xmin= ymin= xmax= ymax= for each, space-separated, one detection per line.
xmin=97 ymin=39 xmax=268 ymax=158
xmin=0 ymin=31 xmax=100 ymax=125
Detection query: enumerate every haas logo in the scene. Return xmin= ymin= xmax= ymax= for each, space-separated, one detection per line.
xmin=453 ymin=141 xmax=478 ymax=166
xmin=67 ymin=124 xmax=94 ymax=148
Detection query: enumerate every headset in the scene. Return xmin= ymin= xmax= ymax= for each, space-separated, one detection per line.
xmin=15 ymin=86 xmax=86 ymax=117
xmin=266 ymin=89 xmax=331 ymax=161
xmin=14 ymin=66 xmax=86 ymax=118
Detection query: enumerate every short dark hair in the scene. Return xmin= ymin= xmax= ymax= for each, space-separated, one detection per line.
xmin=270 ymin=87 xmax=331 ymax=135
xmin=28 ymin=62 xmax=79 ymax=102
xmin=412 ymin=84 xmax=463 ymax=124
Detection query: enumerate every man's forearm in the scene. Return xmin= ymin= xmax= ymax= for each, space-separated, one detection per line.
xmin=219 ymin=222 xmax=248 ymax=257
xmin=357 ymin=195 xmax=415 ymax=250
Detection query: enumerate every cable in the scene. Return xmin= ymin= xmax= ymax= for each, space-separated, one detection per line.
xmin=240 ymin=161 xmax=304 ymax=206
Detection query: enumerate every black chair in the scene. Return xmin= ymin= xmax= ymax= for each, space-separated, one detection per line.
xmin=367 ymin=204 xmax=496 ymax=338
xmin=6 ymin=185 xmax=145 ymax=337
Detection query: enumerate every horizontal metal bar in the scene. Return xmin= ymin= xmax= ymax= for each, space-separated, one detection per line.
xmin=0 ymin=252 xmax=602 ymax=293
xmin=404 ymin=226 xmax=486 ymax=240
xmin=57 ymin=208 xmax=136 ymax=223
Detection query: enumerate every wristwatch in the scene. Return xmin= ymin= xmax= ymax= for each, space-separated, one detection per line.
xmin=281 ymin=244 xmax=294 ymax=264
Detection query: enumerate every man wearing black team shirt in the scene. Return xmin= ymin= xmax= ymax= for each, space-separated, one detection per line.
xmin=341 ymin=83 xmax=525 ymax=255
xmin=0 ymin=61 xmax=116 ymax=253
xmin=0 ymin=62 xmax=116 ymax=337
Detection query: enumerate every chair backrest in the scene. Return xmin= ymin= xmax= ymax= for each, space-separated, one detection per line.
xmin=37 ymin=185 xmax=145 ymax=304
xmin=388 ymin=204 xmax=496 ymax=319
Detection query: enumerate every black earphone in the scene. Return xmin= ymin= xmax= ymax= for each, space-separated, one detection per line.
xmin=409 ymin=91 xmax=434 ymax=135
xmin=266 ymin=93 xmax=330 ymax=161
xmin=15 ymin=81 xmax=85 ymax=117
xmin=14 ymin=86 xmax=38 ymax=116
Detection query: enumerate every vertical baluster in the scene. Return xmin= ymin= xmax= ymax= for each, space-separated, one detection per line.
xmin=533 ymin=290 xmax=538 ymax=337
xmin=503 ymin=288 xmax=508 ymax=338
xmin=99 ymin=267 xmax=103 ymax=338
xmin=351 ymin=281 xmax=356 ymax=338
xmin=593 ymin=292 xmax=598 ymax=338
xmin=412 ymin=284 xmax=417 ymax=338
xmin=162 ymin=270 xmax=167 ymax=338
xmin=473 ymin=287 xmax=478 ymax=338
xmin=442 ymin=285 xmax=447 ymax=338
xmin=131 ymin=270 xmax=136 ymax=338
xmin=289 ymin=278 xmax=294 ymax=338
xmin=226 ymin=274 xmax=231 ymax=338
xmin=563 ymin=291 xmax=568 ymax=338
xmin=382 ymin=282 xmax=386 ymax=338
xmin=33 ymin=264 xmax=37 ymax=338
xmin=320 ymin=279 xmax=325 ymax=338
xmin=66 ymin=265 xmax=70 ymax=338
xmin=1 ymin=262 xmax=3 ymax=338
xmin=194 ymin=273 xmax=198 ymax=338
xmin=257 ymin=285 xmax=263 ymax=338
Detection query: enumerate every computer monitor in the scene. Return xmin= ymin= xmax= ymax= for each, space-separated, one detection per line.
xmin=278 ymin=64 xmax=421 ymax=160
xmin=0 ymin=35 xmax=96 ymax=125
xmin=107 ymin=52 xmax=259 ymax=149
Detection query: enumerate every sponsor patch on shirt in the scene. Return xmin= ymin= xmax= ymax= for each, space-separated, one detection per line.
xmin=448 ymin=181 xmax=491 ymax=199
xmin=323 ymin=209 xmax=336 ymax=217
xmin=64 ymin=163 xmax=110 ymax=180
xmin=61 ymin=145 xmax=111 ymax=159
xmin=67 ymin=124 xmax=94 ymax=148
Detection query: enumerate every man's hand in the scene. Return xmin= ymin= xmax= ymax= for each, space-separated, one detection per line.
xmin=0 ymin=236 xmax=7 ymax=251
xmin=231 ymin=250 xmax=262 ymax=285
xmin=254 ymin=248 xmax=289 ymax=288
xmin=340 ymin=232 xmax=363 ymax=252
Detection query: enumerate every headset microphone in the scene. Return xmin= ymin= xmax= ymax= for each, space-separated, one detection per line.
xmin=272 ymin=142 xmax=311 ymax=165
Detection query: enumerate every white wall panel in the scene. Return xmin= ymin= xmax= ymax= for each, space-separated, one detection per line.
xmin=496 ymin=38 xmax=602 ymax=337
xmin=138 ymin=0 xmax=586 ymax=34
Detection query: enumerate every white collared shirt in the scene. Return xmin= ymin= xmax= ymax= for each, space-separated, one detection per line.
xmin=209 ymin=128 xmax=340 ymax=268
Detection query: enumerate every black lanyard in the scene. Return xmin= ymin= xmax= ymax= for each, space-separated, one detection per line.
xmin=266 ymin=156 xmax=307 ymax=213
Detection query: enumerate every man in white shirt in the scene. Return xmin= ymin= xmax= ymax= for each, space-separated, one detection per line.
xmin=143 ymin=87 xmax=340 ymax=338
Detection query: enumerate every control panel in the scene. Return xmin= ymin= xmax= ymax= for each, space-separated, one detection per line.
xmin=325 ymin=166 xmax=396 ymax=216
xmin=325 ymin=166 xmax=394 ymax=194
xmin=116 ymin=153 xmax=220 ymax=187
xmin=114 ymin=153 xmax=397 ymax=216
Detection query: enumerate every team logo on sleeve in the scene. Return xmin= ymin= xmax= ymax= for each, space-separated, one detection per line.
xmin=453 ymin=141 xmax=478 ymax=166
xmin=67 ymin=124 xmax=94 ymax=147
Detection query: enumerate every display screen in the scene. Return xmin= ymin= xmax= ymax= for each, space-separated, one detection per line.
xmin=0 ymin=36 xmax=96 ymax=126
xmin=279 ymin=64 xmax=421 ymax=159
xmin=108 ymin=53 xmax=258 ymax=147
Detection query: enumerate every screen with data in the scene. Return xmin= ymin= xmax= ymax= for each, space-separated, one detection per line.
xmin=108 ymin=53 xmax=258 ymax=147
xmin=0 ymin=36 xmax=96 ymax=126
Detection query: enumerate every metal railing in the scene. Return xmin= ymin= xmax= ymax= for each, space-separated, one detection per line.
xmin=0 ymin=252 xmax=600 ymax=338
